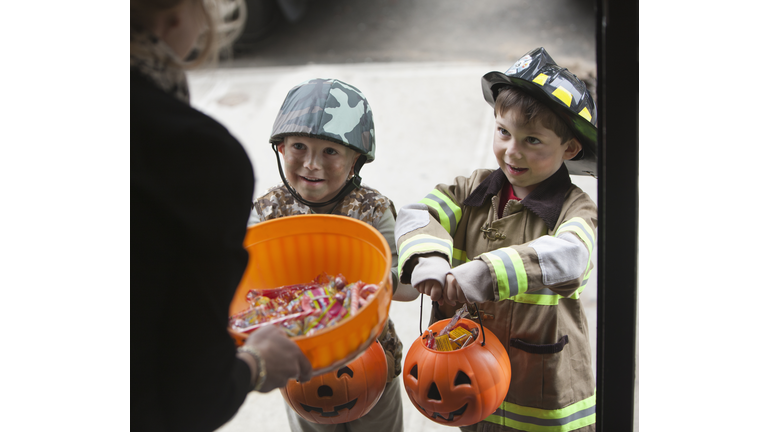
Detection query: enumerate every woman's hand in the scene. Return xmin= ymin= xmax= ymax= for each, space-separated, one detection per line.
xmin=242 ymin=325 xmax=313 ymax=393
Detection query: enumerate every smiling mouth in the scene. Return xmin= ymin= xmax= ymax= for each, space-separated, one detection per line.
xmin=301 ymin=176 xmax=324 ymax=183
xmin=300 ymin=398 xmax=358 ymax=417
xmin=416 ymin=403 xmax=469 ymax=421
xmin=507 ymin=165 xmax=528 ymax=174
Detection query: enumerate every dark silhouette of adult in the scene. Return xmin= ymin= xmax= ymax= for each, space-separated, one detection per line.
xmin=131 ymin=1 xmax=312 ymax=430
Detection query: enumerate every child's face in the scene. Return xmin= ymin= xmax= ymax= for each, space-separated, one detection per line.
xmin=278 ymin=136 xmax=360 ymax=203
xmin=492 ymin=107 xmax=582 ymax=199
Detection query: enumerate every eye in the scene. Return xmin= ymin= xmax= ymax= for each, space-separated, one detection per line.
xmin=336 ymin=366 xmax=353 ymax=378
xmin=409 ymin=364 xmax=418 ymax=379
xmin=454 ymin=370 xmax=471 ymax=386
xmin=497 ymin=127 xmax=510 ymax=136
xmin=526 ymin=136 xmax=541 ymax=144
xmin=292 ymin=142 xmax=306 ymax=150
xmin=324 ymin=147 xmax=339 ymax=155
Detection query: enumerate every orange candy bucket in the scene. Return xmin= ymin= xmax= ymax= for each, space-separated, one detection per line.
xmin=228 ymin=214 xmax=393 ymax=376
xmin=402 ymin=317 xmax=511 ymax=426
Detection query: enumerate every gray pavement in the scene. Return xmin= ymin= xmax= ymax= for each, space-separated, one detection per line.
xmin=228 ymin=0 xmax=596 ymax=68
xmin=187 ymin=61 xmax=599 ymax=432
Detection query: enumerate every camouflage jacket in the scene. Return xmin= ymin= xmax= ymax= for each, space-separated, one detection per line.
xmin=252 ymin=183 xmax=391 ymax=226
xmin=250 ymin=184 xmax=403 ymax=381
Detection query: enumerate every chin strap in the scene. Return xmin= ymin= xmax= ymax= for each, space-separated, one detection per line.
xmin=272 ymin=143 xmax=366 ymax=209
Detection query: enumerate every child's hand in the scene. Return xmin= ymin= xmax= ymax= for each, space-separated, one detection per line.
xmin=443 ymin=274 xmax=468 ymax=306
xmin=415 ymin=279 xmax=446 ymax=305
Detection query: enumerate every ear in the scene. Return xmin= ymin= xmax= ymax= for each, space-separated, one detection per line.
xmin=348 ymin=154 xmax=361 ymax=178
xmin=562 ymin=138 xmax=583 ymax=161
xmin=152 ymin=6 xmax=182 ymax=40
xmin=277 ymin=142 xmax=286 ymax=155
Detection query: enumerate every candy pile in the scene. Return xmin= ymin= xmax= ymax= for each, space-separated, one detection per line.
xmin=422 ymin=305 xmax=479 ymax=351
xmin=229 ymin=273 xmax=379 ymax=337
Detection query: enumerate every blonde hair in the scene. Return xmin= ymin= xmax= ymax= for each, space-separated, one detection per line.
xmin=130 ymin=0 xmax=220 ymax=68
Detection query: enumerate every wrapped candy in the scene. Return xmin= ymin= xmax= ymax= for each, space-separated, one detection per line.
xmin=229 ymin=272 xmax=378 ymax=337
xmin=435 ymin=335 xmax=453 ymax=352
xmin=438 ymin=304 xmax=470 ymax=337
xmin=449 ymin=326 xmax=473 ymax=350
xmin=422 ymin=330 xmax=436 ymax=350
xmin=422 ymin=304 xmax=478 ymax=352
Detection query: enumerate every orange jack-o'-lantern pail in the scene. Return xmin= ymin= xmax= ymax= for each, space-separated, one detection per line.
xmin=402 ymin=317 xmax=511 ymax=427
xmin=281 ymin=340 xmax=388 ymax=424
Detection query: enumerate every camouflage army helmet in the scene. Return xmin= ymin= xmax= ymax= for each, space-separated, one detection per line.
xmin=270 ymin=78 xmax=376 ymax=161
xmin=481 ymin=47 xmax=598 ymax=177
xmin=269 ymin=78 xmax=376 ymax=208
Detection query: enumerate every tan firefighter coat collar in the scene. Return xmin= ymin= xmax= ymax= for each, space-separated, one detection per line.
xmin=463 ymin=163 xmax=573 ymax=231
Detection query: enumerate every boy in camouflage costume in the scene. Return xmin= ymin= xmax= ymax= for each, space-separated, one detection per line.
xmin=249 ymin=78 xmax=418 ymax=432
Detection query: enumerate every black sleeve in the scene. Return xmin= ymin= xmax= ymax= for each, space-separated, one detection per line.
xmin=131 ymin=77 xmax=256 ymax=431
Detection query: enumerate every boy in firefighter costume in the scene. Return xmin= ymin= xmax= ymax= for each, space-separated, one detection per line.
xmin=249 ymin=78 xmax=419 ymax=432
xmin=395 ymin=48 xmax=598 ymax=432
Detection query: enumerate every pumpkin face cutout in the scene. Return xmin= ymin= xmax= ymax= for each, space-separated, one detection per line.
xmin=402 ymin=318 xmax=511 ymax=426
xmin=281 ymin=340 xmax=387 ymax=424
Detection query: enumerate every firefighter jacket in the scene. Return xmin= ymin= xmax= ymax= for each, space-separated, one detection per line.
xmin=250 ymin=183 xmax=404 ymax=383
xmin=396 ymin=164 xmax=597 ymax=432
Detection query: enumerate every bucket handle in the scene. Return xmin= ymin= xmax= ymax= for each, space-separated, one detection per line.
xmin=419 ymin=293 xmax=425 ymax=335
xmin=471 ymin=303 xmax=486 ymax=347
xmin=418 ymin=293 xmax=486 ymax=347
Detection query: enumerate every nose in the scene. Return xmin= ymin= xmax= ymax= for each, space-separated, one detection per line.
xmin=505 ymin=139 xmax=522 ymax=159
xmin=317 ymin=385 xmax=333 ymax=397
xmin=303 ymin=149 xmax=321 ymax=170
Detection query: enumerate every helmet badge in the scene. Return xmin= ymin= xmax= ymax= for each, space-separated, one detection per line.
xmin=505 ymin=55 xmax=533 ymax=76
